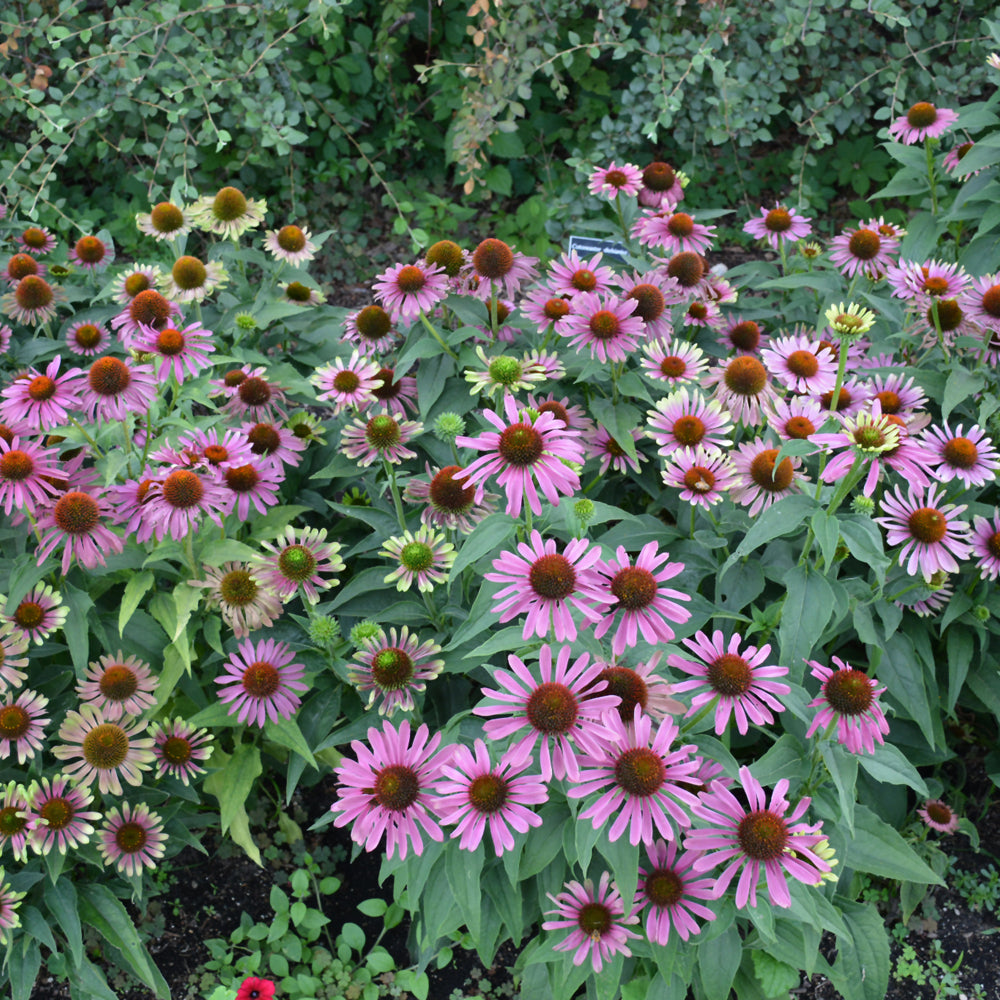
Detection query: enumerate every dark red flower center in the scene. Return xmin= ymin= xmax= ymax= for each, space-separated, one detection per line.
xmin=925 ymin=801 xmax=953 ymax=825
xmin=848 ymin=229 xmax=881 ymax=260
xmin=786 ymin=350 xmax=819 ymax=378
xmin=687 ymin=302 xmax=708 ymax=321
xmin=72 ymin=323 xmax=102 ymax=349
xmin=13 ymin=600 xmax=43 ymax=629
xmin=99 ymin=664 xmax=139 ymax=701
xmin=589 ymin=310 xmax=621 ymax=340
xmin=626 ymin=283 xmax=665 ymax=322
xmin=219 ymin=569 xmax=258 ymax=605
xmin=238 ymin=376 xmax=272 ymax=407
xmin=598 ymin=666 xmax=648 ymax=720
xmin=8 ymin=253 xmax=38 ymax=280
xmin=115 ymin=820 xmax=148 ymax=853
xmin=543 ymin=298 xmax=570 ymax=321
xmin=155 ymin=328 xmax=185 ymax=355
xmin=908 ymin=507 xmax=947 ymax=543
xmin=172 ymin=255 xmax=207 ymax=289
xmin=150 ymin=202 xmax=185 ymax=233
xmin=765 ymin=208 xmax=793 ymax=232
xmin=707 ymin=653 xmax=752 ymax=696
xmin=667 ymin=212 xmax=695 ymax=237
xmin=643 ymin=161 xmax=675 ymax=191
xmin=203 ymin=444 xmax=230 ymax=465
xmin=162 ymin=469 xmax=204 ymax=508
xmin=0 ymin=806 xmax=26 ymax=836
xmin=0 ymin=449 xmax=33 ymax=481
xmin=875 ymin=390 xmax=901 ymax=413
xmin=571 ymin=268 xmax=597 ymax=292
xmin=277 ymin=225 xmax=307 ymax=252
xmin=356 ymin=305 xmax=392 ymax=340
xmin=40 ymin=796 xmax=73 ymax=830
xmin=332 ymin=370 xmax=361 ymax=393
xmin=467 ymin=773 xmax=509 ymax=814
xmin=425 ymin=239 xmax=464 ymax=277
xmin=89 ymin=357 xmax=131 ymax=396
xmin=672 ymin=414 xmax=706 ymax=446
xmin=614 ymin=747 xmax=665 ymax=796
xmin=906 ymin=101 xmax=938 ymax=128
xmin=395 ymin=265 xmax=426 ymax=294
xmin=987 ymin=532 xmax=1000 ymax=561
xmin=644 ymin=867 xmax=684 ymax=906
xmin=162 ymin=736 xmax=193 ymax=765
xmin=942 ymin=437 xmax=977 ymax=469
xmin=931 ymin=299 xmax=963 ymax=332
xmin=53 ymin=491 xmax=100 ymax=534
xmin=285 ymin=282 xmax=313 ymax=302
xmin=820 ymin=387 xmax=852 ymax=412
xmin=728 ymin=320 xmax=761 ymax=351
xmin=537 ymin=400 xmax=570 ymax=425
xmin=577 ymin=902 xmax=612 ymax=937
xmin=225 ymin=464 xmax=261 ymax=493
xmin=21 ymin=227 xmax=49 ymax=249
xmin=129 ymin=289 xmax=171 ymax=328
xmin=75 ymin=236 xmax=107 ymax=264
xmin=683 ymin=465 xmax=716 ymax=491
xmin=610 ymin=566 xmax=657 ymax=610
xmin=371 ymin=368 xmax=402 ymax=401
xmin=498 ymin=423 xmax=544 ymax=465
xmin=659 ymin=355 xmax=687 ymax=378
xmin=242 ymin=660 xmax=280 ymax=697
xmin=724 ymin=356 xmax=767 ymax=396
xmin=749 ymin=449 xmax=794 ymax=491
xmin=529 ymin=553 xmax=576 ymax=600
xmin=737 ymin=809 xmax=789 ymax=860
xmin=472 ymin=238 xmax=514 ymax=279
xmin=823 ymin=669 xmax=873 ymax=715
xmin=667 ymin=252 xmax=704 ymax=287
xmin=525 ymin=682 xmax=578 ymax=734
xmin=784 ymin=416 xmax=816 ymax=439
xmin=0 ymin=705 xmax=29 ymax=740
xmin=224 ymin=369 xmax=247 ymax=388
xmin=371 ymin=647 xmax=414 ymax=689
xmin=980 ymin=285 xmax=1000 ymax=318
xmin=373 ymin=764 xmax=419 ymax=811
xmin=429 ymin=466 xmax=475 ymax=512
xmin=15 ymin=275 xmax=54 ymax=309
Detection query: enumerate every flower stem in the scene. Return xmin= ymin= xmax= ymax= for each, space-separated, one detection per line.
xmin=925 ymin=137 xmax=938 ymax=215
xmin=382 ymin=460 xmax=408 ymax=532
xmin=418 ymin=310 xmax=459 ymax=360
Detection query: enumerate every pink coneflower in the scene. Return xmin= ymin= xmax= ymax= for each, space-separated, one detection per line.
xmin=943 ymin=140 xmax=977 ymax=176
xmin=2 ymin=584 xmax=67 ymax=647
xmin=368 ymin=366 xmax=419 ymax=416
xmin=729 ymin=438 xmax=806 ymax=516
xmin=464 ymin=345 xmax=548 ymax=398
xmin=484 ymin=530 xmax=609 ymax=642
xmin=886 ymin=259 xmax=969 ymax=301
xmin=0 ymin=358 xmax=78 ymax=430
xmin=65 ymin=319 xmax=110 ymax=356
xmin=435 ymin=739 xmax=548 ymax=855
xmin=2 ymin=252 xmax=45 ymax=287
xmin=569 ymin=707 xmax=701 ymax=846
xmin=174 ymin=426 xmax=254 ymax=471
xmin=136 ymin=201 xmax=193 ymax=241
xmin=646 ymin=387 xmax=733 ymax=458
xmin=0 ymin=782 xmax=37 ymax=861
xmin=559 ymin=291 xmax=643 ymax=363
xmin=704 ymin=355 xmax=779 ymax=427
xmin=546 ymin=251 xmax=617 ymax=298
xmin=0 ymin=624 xmax=29 ymax=691
xmin=765 ymin=395 xmax=826 ymax=443
xmin=219 ymin=460 xmax=283 ymax=520
xmin=254 ymin=525 xmax=344 ymax=604
xmin=669 ymin=630 xmax=790 ymax=736
xmin=810 ymin=400 xmax=909 ymax=496
xmin=867 ymin=371 xmax=928 ymax=417
xmin=526 ymin=393 xmax=594 ymax=436
xmin=330 ymin=718 xmax=451 ymax=859
xmin=829 ymin=222 xmax=899 ymax=279
xmin=638 ymin=161 xmax=684 ymax=209
xmin=743 ymin=205 xmax=812 ymax=249
xmin=921 ymin=422 xmax=1000 ymax=488
xmin=341 ymin=413 xmax=422 ymax=467
xmin=190 ymin=563 xmax=284 ymax=637
xmin=591 ymin=654 xmax=686 ymax=723
xmin=312 ymin=352 xmax=382 ymax=414
xmin=52 ymin=705 xmax=154 ymax=795
xmin=640 ymin=340 xmax=707 ymax=387
xmin=688 ymin=766 xmax=829 ymax=908
xmin=543 ymin=872 xmax=641 ymax=973
xmin=678 ymin=298 xmax=723 ymax=333
xmin=381 ymin=527 xmax=456 ymax=593
xmin=68 ymin=235 xmax=112 ymax=272
xmin=189 ymin=185 xmax=266 ymax=240
xmin=347 ymin=626 xmax=444 ymax=716
xmin=98 ymin=802 xmax=167 ymax=876
xmin=263 ymin=224 xmax=318 ymax=266
xmin=75 ymin=356 xmax=158 ymax=422
xmin=150 ymin=717 xmax=212 ymax=784
xmin=159 ymin=255 xmax=228 ymax=302
xmin=242 ymin=420 xmax=308 ymax=470
xmin=917 ymin=799 xmax=960 ymax=834
xmin=817 ymin=375 xmax=873 ymax=418
xmin=804 ymin=656 xmax=889 ymax=754
xmin=719 ymin=315 xmax=766 ymax=356
xmin=876 ymin=483 xmax=972 ymax=580
xmin=0 ymin=869 xmax=24 ymax=944
xmin=962 ymin=273 xmax=1000 ymax=331
xmin=915 ymin=296 xmax=978 ymax=352
xmin=468 ymin=238 xmax=539 ymax=301
xmin=971 ymin=511 xmax=1000 ymax=580
xmin=638 ymin=840 xmax=718 ymax=944
xmin=908 ymin=574 xmax=954 ymax=618
xmin=455 ymin=394 xmax=583 ymax=518
xmin=616 ymin=270 xmax=680 ymax=341
xmin=373 ymin=260 xmax=450 ymax=322
xmin=17 ymin=225 xmax=57 ymax=255
xmin=0 ymin=435 xmax=61 ymax=515
xmin=135 ymin=321 xmax=216 ymax=381
xmin=215 ymin=638 xmax=308 ymax=727
xmin=635 ymin=210 xmax=716 ymax=254
xmin=761 ymin=333 xmax=837 ymax=395
xmin=661 ymin=445 xmax=738 ymax=508
xmin=343 ymin=304 xmax=398 ymax=355
xmin=76 ymin=651 xmax=157 ymax=721
xmin=35 ymin=488 xmax=124 ymax=574
xmin=27 ymin=775 xmax=101 ymax=854
xmin=225 ymin=368 xmax=287 ymax=423
xmin=888 ymin=101 xmax=958 ymax=145
xmin=3 ymin=275 xmax=63 ymax=326
xmin=585 ymin=425 xmax=646 ymax=476
xmin=589 ymin=162 xmax=643 ymax=199
xmin=112 ymin=263 xmax=162 ymax=305
xmin=593 ymin=542 xmax=692 ymax=657
xmin=521 ymin=288 xmax=573 ymax=334
xmin=0 ymin=688 xmax=48 ymax=763
xmin=110 ymin=288 xmax=183 ymax=347
xmin=144 ymin=467 xmax=227 ymax=541
xmin=404 ymin=463 xmax=497 ymax=534
xmin=474 ymin=645 xmax=618 ymax=782
xmin=0 ymin=325 xmax=11 ymax=355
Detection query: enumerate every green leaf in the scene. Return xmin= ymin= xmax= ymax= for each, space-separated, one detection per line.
xmin=752 ymin=951 xmax=801 ymax=997
xmin=22 ymin=906 xmax=57 ymax=954
xmin=878 ymin=633 xmax=935 ymax=747
xmin=204 ymin=744 xmax=262 ymax=836
xmin=697 ymin=923 xmax=742 ymax=1000
xmin=77 ymin=883 xmax=170 ymax=998
xmin=446 ymin=842 xmax=483 ymax=942
xmin=61 ymin=580 xmax=95 ymax=672
xmin=357 ymin=898 xmax=387 ymax=918
xmin=588 ymin=397 xmax=640 ymax=460
xmin=829 ymin=900 xmax=890 ymax=1000
xmin=720 ymin=494 xmax=816 ymax=575
xmin=857 ymin=742 xmax=928 ymax=795
xmin=118 ymin=570 xmax=154 ymax=634
xmin=46 ymin=878 xmax=83 ymax=968
xmin=821 ymin=742 xmax=858 ymax=835
xmin=847 ymin=805 xmax=944 ymax=884
xmin=520 ymin=803 xmax=570 ymax=878
xmin=448 ymin=512 xmax=518 ymax=582
xmin=340 ymin=921 xmax=366 ymax=952
xmin=778 ymin=565 xmax=835 ymax=668
xmin=810 ymin=509 xmax=841 ymax=571
xmin=752 ymin=734 xmax=810 ymax=787
xmin=8 ymin=939 xmax=41 ymax=1000
xmin=839 ymin=515 xmax=889 ymax=584
xmin=265 ymin=714 xmax=317 ymax=768
xmin=598 ymin=832 xmax=639 ymax=927
xmin=942 ymin=366 xmax=985 ymax=422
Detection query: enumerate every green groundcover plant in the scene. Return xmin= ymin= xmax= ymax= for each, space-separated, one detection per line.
xmin=1 ymin=33 xmax=1000 ymax=1000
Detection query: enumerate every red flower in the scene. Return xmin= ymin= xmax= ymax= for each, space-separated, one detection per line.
xmin=236 ymin=977 xmax=276 ymax=1000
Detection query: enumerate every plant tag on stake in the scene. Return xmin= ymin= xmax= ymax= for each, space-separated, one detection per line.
xmin=568 ymin=234 xmax=630 ymax=260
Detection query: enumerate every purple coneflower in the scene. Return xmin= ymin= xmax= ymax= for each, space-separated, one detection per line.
xmin=190 ymin=562 xmax=283 ymax=637
xmin=588 ymin=162 xmax=643 ymax=199
xmin=98 ymin=802 xmax=167 ymax=876
xmin=743 ymin=205 xmax=812 ymax=249
xmin=765 ymin=395 xmax=825 ymax=443
xmin=635 ymin=210 xmax=716 ymax=254
xmin=887 ymin=101 xmax=958 ymax=144
xmin=52 ymin=705 xmax=154 ymax=795
xmin=135 ymin=321 xmax=216 ymax=381
xmin=343 ymin=304 xmax=398 ymax=355
xmin=136 ymin=201 xmax=193 ymax=240
xmin=0 ymin=436 xmax=61 ymax=516
xmin=546 ymin=250 xmax=617 ymax=298
xmin=150 ymin=718 xmax=212 ymax=784
xmin=263 ymin=223 xmax=318 ymax=266
xmin=468 ymin=238 xmax=538 ymax=301
xmin=381 ymin=527 xmax=455 ymax=593
xmin=17 ymin=225 xmax=57 ymax=255
xmin=69 ymin=235 xmax=112 ymax=271
xmin=661 ymin=445 xmax=738 ymax=508
xmin=917 ymin=799 xmax=960 ymax=834
xmin=347 ymin=627 xmax=444 ymax=716
xmin=145 ymin=467 xmax=227 ymax=541
xmin=341 ymin=413 xmax=422 ymax=467
xmin=729 ymin=438 xmax=805 ymax=515
xmin=75 ymin=356 xmax=158 ymax=422
xmin=219 ymin=460 xmax=284 ymax=520
xmin=35 ymin=487 xmax=125 ymax=574
xmin=403 ymin=464 xmax=497 ymax=534
xmin=637 ymin=840 xmax=718 ymax=944
xmin=0 ymin=688 xmax=49 ymax=764
xmin=719 ymin=316 xmax=766 ymax=355
xmin=703 ymin=355 xmax=778 ymax=426
xmin=921 ymin=422 xmax=1000 ymax=488
xmin=640 ymin=340 xmax=707 ymax=388
xmin=65 ymin=319 xmax=110 ymax=356
xmin=971 ymin=511 xmax=1000 ymax=580
xmin=27 ymin=775 xmax=101 ymax=854
xmin=2 ymin=584 xmax=67 ymax=646
xmin=254 ymin=525 xmax=344 ymax=604
xmin=76 ymin=651 xmax=157 ymax=722
xmin=0 ymin=782 xmax=38 ymax=861
xmin=0 ymin=357 xmax=80 ymax=430
xmin=559 ymin=291 xmax=643 ymax=364
xmin=829 ymin=221 xmax=899 ymax=279
xmin=804 ymin=657 xmax=889 ymax=754
xmin=215 ymin=638 xmax=308 ymax=727
xmin=373 ymin=260 xmax=450 ymax=322
xmin=760 ymin=333 xmax=837 ymax=395
xmin=645 ymin=387 xmax=733 ymax=458
xmin=312 ymin=352 xmax=382 ymax=414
